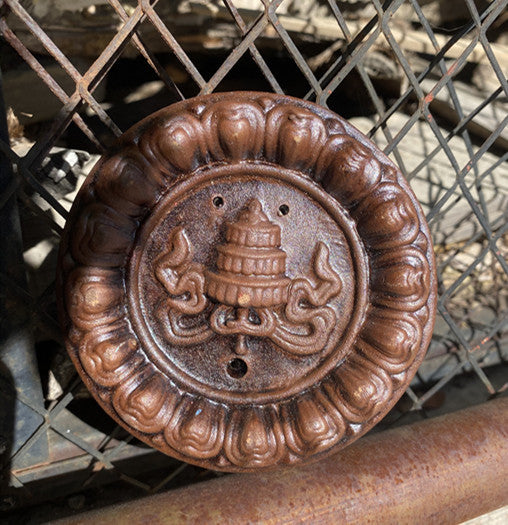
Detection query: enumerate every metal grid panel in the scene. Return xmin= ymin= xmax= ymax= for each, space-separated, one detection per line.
xmin=0 ymin=0 xmax=507 ymax=517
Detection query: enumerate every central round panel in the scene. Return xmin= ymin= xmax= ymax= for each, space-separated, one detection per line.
xmin=129 ymin=163 xmax=369 ymax=404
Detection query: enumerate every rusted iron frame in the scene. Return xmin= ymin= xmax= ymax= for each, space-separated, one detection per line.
xmin=262 ymin=0 xmax=323 ymax=97
xmin=407 ymin=86 xmax=505 ymax=181
xmin=0 ymin=138 xmax=69 ymax=220
xmin=363 ymin=0 xmax=504 ymax=138
xmin=432 ymin=223 xmax=508 ymax=398
xmin=322 ymin=0 xmax=409 ymax=179
xmin=375 ymin=0 xmax=508 ymax=347
xmin=377 ymin=0 xmax=507 ymax=161
xmin=6 ymin=376 xmax=154 ymax=492
xmin=0 ymin=66 xmax=49 ymax=480
xmin=48 ymin=424 xmax=152 ymax=492
xmin=3 ymin=0 xmax=149 ymax=170
xmin=437 ymin=213 xmax=508 ymax=301
xmin=441 ymin=224 xmax=508 ymax=303
xmin=6 ymin=381 xmax=78 ymax=471
xmin=107 ymin=0 xmax=184 ymax=101
xmin=3 ymin=0 xmax=121 ymax=146
xmin=0 ymin=19 xmax=104 ymax=152
xmin=465 ymin=0 xmax=508 ymax=98
xmin=138 ymin=0 xmax=206 ymax=89
xmin=222 ymin=0 xmax=283 ymax=93
xmin=0 ymin=0 xmax=253 ymax=488
xmin=407 ymin=0 xmax=485 ymax=222
xmin=56 ymin=398 xmax=508 ymax=525
xmin=199 ymin=7 xmax=275 ymax=95
xmin=0 ymin=0 xmax=186 ymax=214
xmin=304 ymin=3 xmax=384 ymax=104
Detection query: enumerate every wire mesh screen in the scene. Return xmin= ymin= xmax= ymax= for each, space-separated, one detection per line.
xmin=0 ymin=0 xmax=507 ymax=519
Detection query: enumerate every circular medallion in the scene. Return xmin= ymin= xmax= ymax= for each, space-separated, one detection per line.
xmin=57 ymin=92 xmax=437 ymax=472
xmin=129 ymin=164 xmax=369 ymax=405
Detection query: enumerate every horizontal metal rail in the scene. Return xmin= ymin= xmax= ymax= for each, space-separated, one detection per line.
xmin=56 ymin=397 xmax=508 ymax=524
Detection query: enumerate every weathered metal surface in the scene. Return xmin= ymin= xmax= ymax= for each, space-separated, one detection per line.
xmin=0 ymin=68 xmax=49 ymax=479
xmin=57 ymin=92 xmax=437 ymax=472
xmin=56 ymin=397 xmax=508 ymax=525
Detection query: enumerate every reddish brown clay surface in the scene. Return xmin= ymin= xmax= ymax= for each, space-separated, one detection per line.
xmin=56 ymin=398 xmax=508 ymax=525
xmin=57 ymin=92 xmax=437 ymax=472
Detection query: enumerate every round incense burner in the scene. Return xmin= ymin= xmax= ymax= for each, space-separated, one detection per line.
xmin=57 ymin=92 xmax=436 ymax=472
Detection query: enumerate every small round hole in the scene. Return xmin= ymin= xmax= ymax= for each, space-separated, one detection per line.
xmin=278 ymin=204 xmax=289 ymax=216
xmin=227 ymin=358 xmax=248 ymax=379
xmin=213 ymin=196 xmax=224 ymax=208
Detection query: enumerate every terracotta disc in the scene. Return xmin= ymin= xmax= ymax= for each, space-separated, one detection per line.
xmin=57 ymin=92 xmax=437 ymax=472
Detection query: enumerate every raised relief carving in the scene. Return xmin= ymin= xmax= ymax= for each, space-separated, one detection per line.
xmin=282 ymin=393 xmax=346 ymax=455
xmin=155 ymin=199 xmax=342 ymax=357
xmin=225 ymin=408 xmax=285 ymax=467
xmin=58 ymin=92 xmax=437 ymax=472
xmin=165 ymin=399 xmax=226 ymax=459
xmin=111 ymin=366 xmax=174 ymax=434
xmin=79 ymin=325 xmax=142 ymax=387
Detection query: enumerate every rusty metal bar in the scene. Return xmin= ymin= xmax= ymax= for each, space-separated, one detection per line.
xmin=107 ymin=0 xmax=184 ymax=101
xmin=57 ymin=397 xmax=508 ymax=524
xmin=0 ymin=19 xmax=104 ymax=152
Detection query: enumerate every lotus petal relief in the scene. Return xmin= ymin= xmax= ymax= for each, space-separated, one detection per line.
xmin=57 ymin=92 xmax=436 ymax=471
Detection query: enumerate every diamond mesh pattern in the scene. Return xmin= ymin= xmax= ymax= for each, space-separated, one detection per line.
xmin=0 ymin=0 xmax=506 ymax=515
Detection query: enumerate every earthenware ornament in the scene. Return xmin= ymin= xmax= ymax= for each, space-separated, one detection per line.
xmin=57 ymin=92 xmax=437 ymax=472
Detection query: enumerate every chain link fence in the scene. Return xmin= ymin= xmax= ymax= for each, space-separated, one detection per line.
xmin=0 ymin=0 xmax=507 ymax=520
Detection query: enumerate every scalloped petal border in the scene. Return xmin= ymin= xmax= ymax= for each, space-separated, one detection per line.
xmin=56 ymin=92 xmax=437 ymax=472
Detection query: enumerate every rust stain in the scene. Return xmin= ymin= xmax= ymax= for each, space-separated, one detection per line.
xmin=55 ymin=398 xmax=508 ymax=525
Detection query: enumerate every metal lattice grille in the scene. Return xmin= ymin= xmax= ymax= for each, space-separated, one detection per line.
xmin=0 ymin=0 xmax=507 ymax=518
